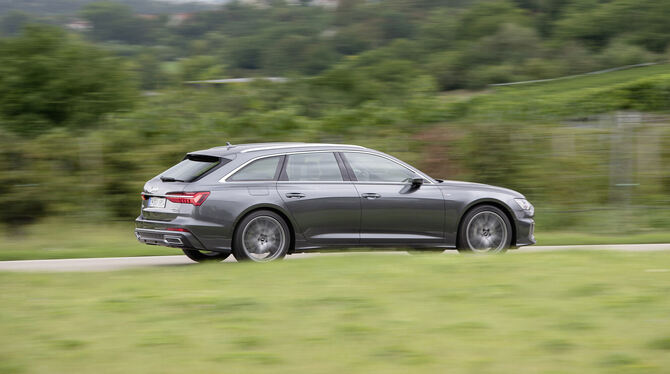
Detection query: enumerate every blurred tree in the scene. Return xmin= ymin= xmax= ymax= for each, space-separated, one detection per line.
xmin=466 ymin=64 xmax=521 ymax=88
xmin=597 ymin=39 xmax=659 ymax=67
xmin=622 ymin=0 xmax=670 ymax=53
xmin=178 ymin=55 xmax=225 ymax=81
xmin=0 ymin=25 xmax=137 ymax=136
xmin=0 ymin=131 xmax=47 ymax=230
xmin=0 ymin=10 xmax=32 ymax=36
xmin=135 ymin=52 xmax=170 ymax=89
xmin=465 ymin=23 xmax=542 ymax=65
xmin=334 ymin=0 xmax=364 ymax=26
xmin=80 ymin=1 xmax=157 ymax=44
xmin=332 ymin=24 xmax=377 ymax=55
xmin=379 ymin=10 xmax=414 ymax=41
xmin=457 ymin=122 xmax=521 ymax=186
xmin=425 ymin=51 xmax=467 ymax=90
xmin=226 ymin=35 xmax=266 ymax=70
xmin=555 ymin=0 xmax=670 ymax=52
xmin=554 ymin=41 xmax=600 ymax=74
xmin=300 ymin=43 xmax=339 ymax=75
xmin=521 ymin=57 xmax=563 ymax=79
xmin=417 ymin=8 xmax=458 ymax=51
xmin=0 ymin=0 xmax=666 ymax=91
xmin=262 ymin=34 xmax=313 ymax=74
xmin=510 ymin=0 xmax=571 ymax=36
xmin=0 ymin=0 xmax=212 ymax=16
xmin=456 ymin=0 xmax=532 ymax=40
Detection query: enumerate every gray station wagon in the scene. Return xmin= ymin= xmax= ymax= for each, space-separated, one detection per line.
xmin=135 ymin=143 xmax=535 ymax=262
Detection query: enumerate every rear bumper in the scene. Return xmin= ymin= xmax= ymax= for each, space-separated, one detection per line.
xmin=134 ymin=228 xmax=206 ymax=250
xmin=135 ymin=216 xmax=232 ymax=252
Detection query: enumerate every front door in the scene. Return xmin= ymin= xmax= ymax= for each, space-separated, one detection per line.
xmin=276 ymin=152 xmax=360 ymax=246
xmin=341 ymin=152 xmax=445 ymax=245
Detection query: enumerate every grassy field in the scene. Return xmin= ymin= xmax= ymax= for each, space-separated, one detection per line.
xmin=2 ymin=221 xmax=670 ymax=261
xmin=0 ymin=221 xmax=182 ymax=261
xmin=463 ymin=63 xmax=670 ymax=119
xmin=1 ymin=251 xmax=670 ymax=373
xmin=493 ymin=63 xmax=670 ymax=96
xmin=535 ymin=231 xmax=670 ymax=246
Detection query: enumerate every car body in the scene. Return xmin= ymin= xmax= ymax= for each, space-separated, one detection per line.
xmin=135 ymin=143 xmax=535 ymax=261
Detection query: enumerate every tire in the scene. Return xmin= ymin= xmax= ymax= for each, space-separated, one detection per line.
xmin=457 ymin=205 xmax=512 ymax=254
xmin=232 ymin=210 xmax=291 ymax=262
xmin=182 ymin=248 xmax=230 ymax=263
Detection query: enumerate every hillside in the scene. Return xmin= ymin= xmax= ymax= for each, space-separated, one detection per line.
xmin=461 ymin=63 xmax=670 ymax=120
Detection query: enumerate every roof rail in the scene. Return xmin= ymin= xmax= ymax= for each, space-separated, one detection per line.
xmin=239 ymin=143 xmax=364 ymax=153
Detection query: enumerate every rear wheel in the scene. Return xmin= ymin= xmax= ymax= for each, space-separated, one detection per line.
xmin=182 ymin=248 xmax=230 ymax=263
xmin=457 ymin=205 xmax=512 ymax=254
xmin=232 ymin=210 xmax=291 ymax=262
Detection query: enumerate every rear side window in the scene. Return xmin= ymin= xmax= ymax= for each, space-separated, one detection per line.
xmin=228 ymin=156 xmax=281 ymax=182
xmin=161 ymin=154 xmax=227 ymax=182
xmin=284 ymin=152 xmax=343 ymax=181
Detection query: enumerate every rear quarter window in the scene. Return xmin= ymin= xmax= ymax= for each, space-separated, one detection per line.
xmin=228 ymin=156 xmax=281 ymax=182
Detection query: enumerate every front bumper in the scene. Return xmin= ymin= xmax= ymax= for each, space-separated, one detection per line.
xmin=515 ymin=217 xmax=535 ymax=247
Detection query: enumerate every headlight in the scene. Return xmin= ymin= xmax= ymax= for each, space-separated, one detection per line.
xmin=514 ymin=198 xmax=534 ymax=212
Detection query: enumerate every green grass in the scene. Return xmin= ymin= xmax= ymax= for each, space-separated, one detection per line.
xmin=1 ymin=251 xmax=670 ymax=373
xmin=536 ymin=231 xmax=670 ymax=246
xmin=0 ymin=221 xmax=181 ymax=261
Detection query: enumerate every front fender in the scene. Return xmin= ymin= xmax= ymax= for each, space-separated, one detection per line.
xmin=442 ymin=189 xmax=519 ymax=247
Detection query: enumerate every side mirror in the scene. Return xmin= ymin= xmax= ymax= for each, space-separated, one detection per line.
xmin=410 ymin=177 xmax=424 ymax=188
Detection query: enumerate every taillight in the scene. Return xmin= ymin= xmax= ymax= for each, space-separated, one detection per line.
xmin=166 ymin=192 xmax=210 ymax=206
xmin=166 ymin=227 xmax=189 ymax=232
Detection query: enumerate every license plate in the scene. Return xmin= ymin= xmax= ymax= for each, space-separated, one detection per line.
xmin=148 ymin=197 xmax=166 ymax=208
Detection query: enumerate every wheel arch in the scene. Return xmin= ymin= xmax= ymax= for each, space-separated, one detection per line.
xmin=456 ymin=199 xmax=517 ymax=248
xmin=231 ymin=204 xmax=296 ymax=253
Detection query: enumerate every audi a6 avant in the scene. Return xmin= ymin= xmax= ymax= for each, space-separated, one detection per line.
xmin=135 ymin=143 xmax=535 ymax=262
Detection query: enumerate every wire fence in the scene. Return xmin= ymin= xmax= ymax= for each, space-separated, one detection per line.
xmin=488 ymin=62 xmax=659 ymax=87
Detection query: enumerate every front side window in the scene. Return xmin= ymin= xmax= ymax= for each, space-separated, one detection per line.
xmin=228 ymin=156 xmax=281 ymax=182
xmin=284 ymin=152 xmax=343 ymax=181
xmin=343 ymin=152 xmax=417 ymax=183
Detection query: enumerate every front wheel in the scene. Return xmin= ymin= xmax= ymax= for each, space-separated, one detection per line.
xmin=232 ymin=210 xmax=291 ymax=262
xmin=182 ymin=248 xmax=230 ymax=263
xmin=457 ymin=205 xmax=512 ymax=254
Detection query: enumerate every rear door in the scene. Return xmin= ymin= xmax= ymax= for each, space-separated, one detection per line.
xmin=276 ymin=152 xmax=360 ymax=246
xmin=340 ymin=152 xmax=445 ymax=245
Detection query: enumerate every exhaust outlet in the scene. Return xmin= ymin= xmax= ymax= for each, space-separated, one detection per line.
xmin=164 ymin=236 xmax=184 ymax=246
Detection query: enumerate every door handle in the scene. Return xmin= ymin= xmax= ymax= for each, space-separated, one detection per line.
xmin=285 ymin=192 xmax=306 ymax=199
xmin=361 ymin=193 xmax=381 ymax=199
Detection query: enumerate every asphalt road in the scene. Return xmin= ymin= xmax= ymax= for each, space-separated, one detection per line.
xmin=1 ymin=244 xmax=669 ymax=272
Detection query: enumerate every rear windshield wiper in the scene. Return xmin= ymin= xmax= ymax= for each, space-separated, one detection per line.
xmin=160 ymin=176 xmax=186 ymax=182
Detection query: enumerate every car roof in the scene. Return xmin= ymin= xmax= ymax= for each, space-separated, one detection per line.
xmin=189 ymin=142 xmax=368 ymax=158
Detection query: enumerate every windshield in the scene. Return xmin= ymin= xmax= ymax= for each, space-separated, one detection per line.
xmin=160 ymin=154 xmax=229 ymax=182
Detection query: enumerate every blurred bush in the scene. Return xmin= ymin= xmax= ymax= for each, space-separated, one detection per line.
xmin=1 ymin=0 xmax=670 ymax=235
xmin=0 ymin=25 xmax=137 ymax=136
